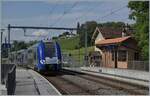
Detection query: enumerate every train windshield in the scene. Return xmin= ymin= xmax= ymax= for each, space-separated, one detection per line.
xmin=44 ymin=42 xmax=56 ymax=58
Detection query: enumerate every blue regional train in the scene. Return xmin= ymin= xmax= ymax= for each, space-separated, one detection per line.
xmin=9 ymin=40 xmax=62 ymax=72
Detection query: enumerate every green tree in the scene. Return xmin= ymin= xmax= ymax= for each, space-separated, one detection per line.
xmin=79 ymin=21 xmax=97 ymax=47
xmin=11 ymin=41 xmax=28 ymax=51
xmin=78 ymin=21 xmax=126 ymax=47
xmin=98 ymin=21 xmax=125 ymax=28
xmin=27 ymin=40 xmax=38 ymax=47
xmin=128 ymin=1 xmax=149 ymax=60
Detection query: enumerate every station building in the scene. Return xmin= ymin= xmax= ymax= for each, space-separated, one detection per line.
xmin=95 ymin=36 xmax=139 ymax=69
xmin=91 ymin=26 xmax=148 ymax=70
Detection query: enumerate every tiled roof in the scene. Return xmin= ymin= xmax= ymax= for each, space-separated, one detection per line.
xmin=95 ymin=36 xmax=131 ymax=45
xmin=97 ymin=27 xmax=132 ymax=39
xmin=99 ymin=27 xmax=122 ymax=38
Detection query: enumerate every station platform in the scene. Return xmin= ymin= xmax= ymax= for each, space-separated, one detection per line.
xmin=81 ymin=67 xmax=149 ymax=81
xmin=15 ymin=67 xmax=61 ymax=95
xmin=0 ymin=85 xmax=7 ymax=95
xmin=63 ymin=67 xmax=149 ymax=87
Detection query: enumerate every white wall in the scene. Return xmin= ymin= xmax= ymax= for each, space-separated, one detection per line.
xmin=94 ymin=31 xmax=105 ymax=55
xmin=95 ymin=32 xmax=104 ymax=43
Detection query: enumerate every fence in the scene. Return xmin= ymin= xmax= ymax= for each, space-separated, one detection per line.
xmin=1 ymin=64 xmax=16 ymax=95
xmin=62 ymin=53 xmax=85 ymax=68
xmin=62 ymin=52 xmax=102 ymax=68
xmin=128 ymin=61 xmax=149 ymax=71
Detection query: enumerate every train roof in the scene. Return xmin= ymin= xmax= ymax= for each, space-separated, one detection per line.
xmin=43 ymin=40 xmax=54 ymax=43
xmin=27 ymin=40 xmax=55 ymax=49
xmin=9 ymin=40 xmax=56 ymax=54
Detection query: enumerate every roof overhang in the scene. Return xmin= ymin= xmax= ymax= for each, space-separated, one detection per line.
xmin=95 ymin=36 xmax=131 ymax=46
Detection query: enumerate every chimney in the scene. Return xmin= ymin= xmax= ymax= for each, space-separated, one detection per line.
xmin=122 ymin=24 xmax=128 ymax=37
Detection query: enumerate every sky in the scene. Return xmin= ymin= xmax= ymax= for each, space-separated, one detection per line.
xmin=1 ymin=0 xmax=135 ymax=42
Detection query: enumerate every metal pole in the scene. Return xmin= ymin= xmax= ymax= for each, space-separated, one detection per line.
xmin=8 ymin=25 xmax=77 ymax=30
xmin=77 ymin=22 xmax=80 ymax=66
xmin=1 ymin=31 xmax=3 ymax=63
xmin=8 ymin=24 xmax=10 ymax=44
xmin=8 ymin=24 xmax=11 ymax=64
xmin=78 ymin=45 xmax=80 ymax=66
xmin=85 ymin=26 xmax=87 ymax=66
xmin=0 ymin=29 xmax=4 ymax=84
xmin=0 ymin=31 xmax=2 ymax=84
xmin=1 ymin=32 xmax=3 ymax=44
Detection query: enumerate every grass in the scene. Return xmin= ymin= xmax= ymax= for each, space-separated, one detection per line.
xmin=63 ymin=46 xmax=94 ymax=64
xmin=56 ymin=36 xmax=79 ymax=50
xmin=56 ymin=36 xmax=94 ymax=65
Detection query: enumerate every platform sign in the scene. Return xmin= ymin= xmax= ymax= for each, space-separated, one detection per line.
xmin=1 ymin=43 xmax=11 ymax=58
xmin=2 ymin=43 xmax=11 ymax=48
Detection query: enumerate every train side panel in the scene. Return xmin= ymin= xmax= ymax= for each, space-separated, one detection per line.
xmin=8 ymin=41 xmax=62 ymax=72
xmin=36 ymin=41 xmax=45 ymax=71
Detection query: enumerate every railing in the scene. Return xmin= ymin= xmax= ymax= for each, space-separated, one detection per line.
xmin=62 ymin=53 xmax=85 ymax=68
xmin=128 ymin=61 xmax=149 ymax=71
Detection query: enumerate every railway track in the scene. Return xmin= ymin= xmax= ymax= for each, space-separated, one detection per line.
xmin=42 ymin=69 xmax=149 ymax=95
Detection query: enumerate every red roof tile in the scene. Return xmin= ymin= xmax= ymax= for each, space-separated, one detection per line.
xmin=95 ymin=36 xmax=131 ymax=45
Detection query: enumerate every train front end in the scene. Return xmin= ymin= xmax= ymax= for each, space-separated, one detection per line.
xmin=37 ymin=41 xmax=62 ymax=72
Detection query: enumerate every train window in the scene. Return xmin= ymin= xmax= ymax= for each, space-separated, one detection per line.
xmin=34 ymin=51 xmax=36 ymax=60
xmin=28 ymin=50 xmax=32 ymax=53
xmin=44 ymin=42 xmax=56 ymax=58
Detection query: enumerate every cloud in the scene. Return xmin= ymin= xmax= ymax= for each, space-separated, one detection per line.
xmin=32 ymin=30 xmax=48 ymax=36
xmin=2 ymin=0 xmax=133 ymax=42
xmin=44 ymin=0 xmax=102 ymax=3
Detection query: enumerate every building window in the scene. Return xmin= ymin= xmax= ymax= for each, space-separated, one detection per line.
xmin=118 ymin=50 xmax=127 ymax=61
xmin=112 ymin=51 xmax=115 ymax=61
xmin=134 ymin=52 xmax=139 ymax=60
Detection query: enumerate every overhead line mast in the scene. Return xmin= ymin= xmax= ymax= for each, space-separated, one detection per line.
xmin=7 ymin=24 xmax=79 ymax=44
xmin=8 ymin=25 xmax=77 ymax=30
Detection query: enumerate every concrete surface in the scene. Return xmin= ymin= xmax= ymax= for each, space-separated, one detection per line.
xmin=0 ymin=84 xmax=7 ymax=95
xmin=63 ymin=67 xmax=149 ymax=87
xmin=81 ymin=67 xmax=149 ymax=81
xmin=15 ymin=67 xmax=61 ymax=95
xmin=1 ymin=64 xmax=16 ymax=95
